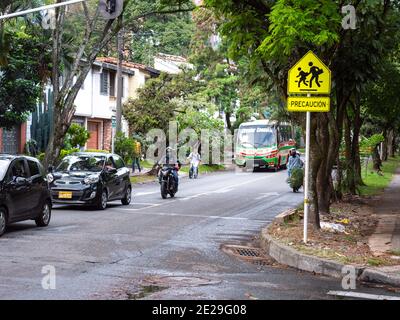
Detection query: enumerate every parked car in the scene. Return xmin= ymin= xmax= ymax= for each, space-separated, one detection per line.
xmin=0 ymin=155 xmax=52 ymax=237
xmin=48 ymin=152 xmax=132 ymax=210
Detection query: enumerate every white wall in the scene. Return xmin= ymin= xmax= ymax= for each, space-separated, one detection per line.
xmin=74 ymin=68 xmax=130 ymax=120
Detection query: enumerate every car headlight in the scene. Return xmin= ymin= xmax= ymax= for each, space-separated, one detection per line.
xmin=84 ymin=175 xmax=100 ymax=185
xmin=46 ymin=173 xmax=54 ymax=184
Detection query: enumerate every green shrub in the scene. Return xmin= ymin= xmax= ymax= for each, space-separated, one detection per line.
xmin=114 ymin=132 xmax=136 ymax=163
xmin=64 ymin=124 xmax=90 ymax=149
xmin=59 ymin=148 xmax=80 ymax=161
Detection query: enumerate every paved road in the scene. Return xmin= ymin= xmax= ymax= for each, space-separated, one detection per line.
xmin=0 ymin=169 xmax=397 ymax=299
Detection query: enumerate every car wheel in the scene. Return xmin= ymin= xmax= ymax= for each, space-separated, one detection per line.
xmin=96 ymin=189 xmax=108 ymax=210
xmin=0 ymin=208 xmax=7 ymax=237
xmin=121 ymin=186 xmax=132 ymax=205
xmin=35 ymin=201 xmax=51 ymax=227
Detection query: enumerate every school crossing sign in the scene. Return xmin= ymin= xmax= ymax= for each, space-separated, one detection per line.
xmin=287 ymin=51 xmax=331 ymax=112
xmin=288 ymin=51 xmax=331 ymax=95
xmin=286 ymin=51 xmax=332 ymax=243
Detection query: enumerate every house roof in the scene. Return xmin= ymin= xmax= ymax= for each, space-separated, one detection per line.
xmin=155 ymin=53 xmax=188 ymax=63
xmin=96 ymin=57 xmax=160 ymax=77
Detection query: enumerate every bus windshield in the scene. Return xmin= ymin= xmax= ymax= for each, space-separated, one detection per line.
xmin=238 ymin=125 xmax=276 ymax=148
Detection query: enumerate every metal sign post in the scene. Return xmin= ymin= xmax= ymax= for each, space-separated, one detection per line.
xmin=303 ymin=108 xmax=311 ymax=243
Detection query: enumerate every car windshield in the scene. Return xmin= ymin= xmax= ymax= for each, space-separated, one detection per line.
xmin=56 ymin=155 xmax=106 ymax=173
xmin=238 ymin=125 xmax=276 ymax=148
xmin=0 ymin=160 xmax=9 ymax=181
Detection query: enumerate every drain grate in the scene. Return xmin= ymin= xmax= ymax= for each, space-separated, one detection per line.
xmin=221 ymin=244 xmax=273 ymax=266
xmin=235 ymin=247 xmax=262 ymax=257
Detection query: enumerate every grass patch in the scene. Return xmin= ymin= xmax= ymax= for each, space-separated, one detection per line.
xmin=127 ymin=159 xmax=154 ymax=169
xmin=387 ymin=249 xmax=400 ymax=256
xmin=367 ymin=257 xmax=386 ymax=267
xmin=359 ymin=156 xmax=400 ymax=196
xmin=130 ymin=175 xmax=156 ymax=184
xmin=180 ymin=164 xmax=225 ymax=174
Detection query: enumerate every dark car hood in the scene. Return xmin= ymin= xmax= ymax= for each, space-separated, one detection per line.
xmin=53 ymin=171 xmax=100 ymax=183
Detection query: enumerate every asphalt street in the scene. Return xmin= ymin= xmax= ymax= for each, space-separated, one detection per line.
xmin=0 ymin=168 xmax=398 ymax=300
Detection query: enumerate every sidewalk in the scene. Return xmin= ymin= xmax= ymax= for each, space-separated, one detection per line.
xmin=260 ymin=165 xmax=400 ymax=287
xmin=368 ymin=168 xmax=400 ymax=256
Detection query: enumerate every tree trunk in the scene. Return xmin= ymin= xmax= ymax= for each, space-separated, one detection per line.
xmin=372 ymin=145 xmax=382 ymax=172
xmin=343 ymin=110 xmax=356 ymax=194
xmin=43 ymin=104 xmax=71 ymax=168
xmin=387 ymin=128 xmax=395 ymax=158
xmin=382 ymin=128 xmax=388 ymax=161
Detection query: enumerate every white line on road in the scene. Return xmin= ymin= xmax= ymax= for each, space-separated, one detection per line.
xmin=327 ymin=291 xmax=400 ymax=300
xmin=134 ymin=191 xmax=159 ymax=196
xmin=179 ymin=175 xmax=273 ymax=201
xmin=116 ymin=209 xmax=271 ymax=222
xmin=255 ymin=192 xmax=280 ymax=200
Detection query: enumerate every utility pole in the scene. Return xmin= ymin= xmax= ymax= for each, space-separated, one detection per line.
xmin=116 ymin=26 xmax=124 ymax=134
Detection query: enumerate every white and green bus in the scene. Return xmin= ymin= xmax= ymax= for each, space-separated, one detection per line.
xmin=235 ymin=120 xmax=296 ymax=170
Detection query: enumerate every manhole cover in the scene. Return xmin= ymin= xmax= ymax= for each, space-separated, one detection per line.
xmin=221 ymin=244 xmax=274 ymax=266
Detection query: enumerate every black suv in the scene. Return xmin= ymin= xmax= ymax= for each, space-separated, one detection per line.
xmin=0 ymin=155 xmax=52 ymax=237
xmin=49 ymin=152 xmax=132 ymax=210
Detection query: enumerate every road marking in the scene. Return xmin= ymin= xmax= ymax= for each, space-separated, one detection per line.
xmin=179 ymin=175 xmax=273 ymax=201
xmin=327 ymin=291 xmax=400 ymax=300
xmin=134 ymin=191 xmax=158 ymax=196
xmin=125 ymin=203 xmax=162 ymax=211
xmin=117 ymin=209 xmax=271 ymax=222
xmin=255 ymin=192 xmax=280 ymax=200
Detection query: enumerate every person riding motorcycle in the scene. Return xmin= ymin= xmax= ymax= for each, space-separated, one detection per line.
xmin=187 ymin=150 xmax=201 ymax=179
xmin=158 ymin=147 xmax=181 ymax=190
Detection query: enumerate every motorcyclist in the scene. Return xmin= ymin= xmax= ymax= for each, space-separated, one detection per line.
xmin=158 ymin=147 xmax=181 ymax=189
xmin=187 ymin=149 xmax=201 ymax=179
xmin=287 ymin=147 xmax=303 ymax=177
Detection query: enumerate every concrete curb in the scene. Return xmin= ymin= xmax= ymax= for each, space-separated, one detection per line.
xmin=359 ymin=268 xmax=400 ymax=287
xmin=260 ymin=224 xmax=400 ymax=287
xmin=260 ymin=227 xmax=364 ymax=279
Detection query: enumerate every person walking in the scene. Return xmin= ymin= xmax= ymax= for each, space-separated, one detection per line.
xmin=132 ymin=140 xmax=142 ymax=174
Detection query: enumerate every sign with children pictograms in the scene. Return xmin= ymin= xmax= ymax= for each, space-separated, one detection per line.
xmin=288 ymin=51 xmax=331 ymax=95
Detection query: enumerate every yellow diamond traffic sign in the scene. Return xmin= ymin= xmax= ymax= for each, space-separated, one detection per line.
xmin=288 ymin=51 xmax=331 ymax=95
xmin=287 ymin=96 xmax=330 ymax=112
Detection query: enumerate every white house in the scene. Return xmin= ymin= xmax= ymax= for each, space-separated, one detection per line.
xmin=154 ymin=53 xmax=193 ymax=75
xmin=72 ymin=57 xmax=160 ymax=150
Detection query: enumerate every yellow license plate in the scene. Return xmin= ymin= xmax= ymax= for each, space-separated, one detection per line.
xmin=59 ymin=191 xmax=72 ymax=199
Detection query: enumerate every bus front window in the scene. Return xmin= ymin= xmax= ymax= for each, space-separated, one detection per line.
xmin=238 ymin=126 xmax=276 ymax=148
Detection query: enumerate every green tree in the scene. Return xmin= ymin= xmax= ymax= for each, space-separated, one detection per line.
xmin=114 ymin=132 xmax=136 ymax=164
xmin=129 ymin=13 xmax=195 ymax=65
xmin=205 ymin=0 xmax=400 ymax=227
xmin=42 ymin=0 xmax=196 ymax=169
xmin=0 ymin=18 xmax=51 ymax=128
xmin=64 ymin=123 xmax=90 ymax=149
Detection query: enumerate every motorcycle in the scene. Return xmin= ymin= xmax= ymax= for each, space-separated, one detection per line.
xmin=159 ymin=165 xmax=178 ymax=199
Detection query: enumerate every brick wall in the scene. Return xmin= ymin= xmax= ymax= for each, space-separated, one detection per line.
xmin=103 ymin=120 xmax=112 ymax=151
xmin=19 ymin=122 xmax=27 ymax=153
